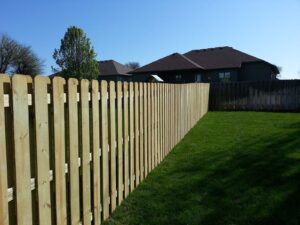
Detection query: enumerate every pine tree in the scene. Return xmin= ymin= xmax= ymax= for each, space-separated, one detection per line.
xmin=53 ymin=26 xmax=99 ymax=80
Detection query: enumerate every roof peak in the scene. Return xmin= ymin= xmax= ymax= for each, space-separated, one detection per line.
xmin=100 ymin=60 xmax=115 ymax=63
xmin=189 ymin=46 xmax=233 ymax=53
xmin=131 ymin=52 xmax=203 ymax=74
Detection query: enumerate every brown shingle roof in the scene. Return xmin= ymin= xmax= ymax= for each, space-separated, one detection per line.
xmin=131 ymin=53 xmax=204 ymax=74
xmin=48 ymin=60 xmax=132 ymax=78
xmin=99 ymin=60 xmax=131 ymax=76
xmin=132 ymin=46 xmax=279 ymax=74
xmin=184 ymin=46 xmax=264 ymax=69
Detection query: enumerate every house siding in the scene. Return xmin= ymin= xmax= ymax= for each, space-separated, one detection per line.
xmin=240 ymin=62 xmax=275 ymax=81
xmin=132 ymin=70 xmax=203 ymax=83
xmin=202 ymin=69 xmax=239 ymax=82
xmin=132 ymin=63 xmax=276 ymax=83
xmin=98 ymin=75 xmax=132 ymax=82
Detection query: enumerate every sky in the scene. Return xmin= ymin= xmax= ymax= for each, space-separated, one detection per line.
xmin=0 ymin=0 xmax=299 ymax=79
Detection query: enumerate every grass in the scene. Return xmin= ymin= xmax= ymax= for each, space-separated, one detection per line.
xmin=104 ymin=112 xmax=300 ymax=225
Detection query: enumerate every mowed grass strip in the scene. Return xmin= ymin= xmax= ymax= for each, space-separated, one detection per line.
xmin=104 ymin=112 xmax=300 ymax=225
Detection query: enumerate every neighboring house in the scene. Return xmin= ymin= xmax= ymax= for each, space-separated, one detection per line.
xmin=131 ymin=46 xmax=279 ymax=83
xmin=49 ymin=60 xmax=132 ymax=81
xmin=98 ymin=60 xmax=132 ymax=81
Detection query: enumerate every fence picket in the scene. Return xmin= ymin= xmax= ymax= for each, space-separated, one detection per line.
xmin=129 ymin=82 xmax=135 ymax=191
xmin=143 ymin=83 xmax=148 ymax=177
xmin=100 ymin=81 xmax=109 ymax=220
xmin=91 ymin=80 xmax=101 ymax=225
xmin=0 ymin=75 xmax=9 ymax=225
xmin=123 ymin=82 xmax=129 ymax=197
xmin=52 ymin=77 xmax=67 ymax=225
xmin=34 ymin=76 xmax=52 ymax=225
xmin=12 ymin=75 xmax=33 ymax=225
xmin=134 ymin=83 xmax=140 ymax=186
xmin=151 ymin=83 xmax=155 ymax=168
xmin=109 ymin=81 xmax=117 ymax=211
xmin=80 ymin=80 xmax=91 ymax=225
xmin=139 ymin=83 xmax=144 ymax=181
xmin=67 ymin=78 xmax=80 ymax=225
xmin=116 ymin=82 xmax=123 ymax=205
xmin=209 ymin=81 xmax=300 ymax=111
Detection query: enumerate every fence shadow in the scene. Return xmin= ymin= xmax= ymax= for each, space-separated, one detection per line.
xmin=175 ymin=123 xmax=300 ymax=225
xmin=107 ymin=116 xmax=300 ymax=225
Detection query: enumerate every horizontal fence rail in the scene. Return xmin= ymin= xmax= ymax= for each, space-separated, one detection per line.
xmin=0 ymin=74 xmax=210 ymax=225
xmin=209 ymin=80 xmax=300 ymax=112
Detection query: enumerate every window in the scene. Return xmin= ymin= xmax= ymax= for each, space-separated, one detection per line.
xmin=195 ymin=74 xmax=202 ymax=82
xmin=225 ymin=72 xmax=230 ymax=78
xmin=219 ymin=72 xmax=231 ymax=82
xmin=175 ymin=74 xmax=182 ymax=81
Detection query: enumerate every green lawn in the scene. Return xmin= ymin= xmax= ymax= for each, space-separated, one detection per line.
xmin=104 ymin=112 xmax=300 ymax=225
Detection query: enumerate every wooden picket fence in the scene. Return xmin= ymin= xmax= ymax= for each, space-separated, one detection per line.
xmin=0 ymin=74 xmax=210 ymax=225
xmin=209 ymin=80 xmax=300 ymax=111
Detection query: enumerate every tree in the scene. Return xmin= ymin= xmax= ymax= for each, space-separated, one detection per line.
xmin=276 ymin=66 xmax=282 ymax=79
xmin=0 ymin=34 xmax=18 ymax=73
xmin=13 ymin=45 xmax=44 ymax=75
xmin=53 ymin=26 xmax=99 ymax=80
xmin=125 ymin=62 xmax=140 ymax=70
xmin=0 ymin=34 xmax=43 ymax=75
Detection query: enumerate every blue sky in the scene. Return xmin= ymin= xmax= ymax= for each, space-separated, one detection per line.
xmin=0 ymin=0 xmax=299 ymax=79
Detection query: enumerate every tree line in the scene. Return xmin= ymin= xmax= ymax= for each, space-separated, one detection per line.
xmin=0 ymin=26 xmax=139 ymax=79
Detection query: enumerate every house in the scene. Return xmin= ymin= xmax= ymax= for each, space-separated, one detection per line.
xmin=49 ymin=60 xmax=132 ymax=81
xmin=98 ymin=60 xmax=132 ymax=81
xmin=131 ymin=47 xmax=279 ymax=83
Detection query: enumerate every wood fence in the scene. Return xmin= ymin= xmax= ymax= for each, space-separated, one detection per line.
xmin=0 ymin=74 xmax=209 ymax=225
xmin=209 ymin=80 xmax=300 ymax=111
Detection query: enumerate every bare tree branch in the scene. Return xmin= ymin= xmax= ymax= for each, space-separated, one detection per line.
xmin=0 ymin=34 xmax=44 ymax=75
xmin=125 ymin=62 xmax=140 ymax=70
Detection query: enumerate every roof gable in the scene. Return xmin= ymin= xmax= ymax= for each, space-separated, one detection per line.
xmin=132 ymin=53 xmax=203 ymax=74
xmin=99 ymin=60 xmax=131 ymax=76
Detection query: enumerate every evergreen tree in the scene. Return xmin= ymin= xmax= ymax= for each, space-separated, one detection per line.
xmin=53 ymin=26 xmax=99 ymax=79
